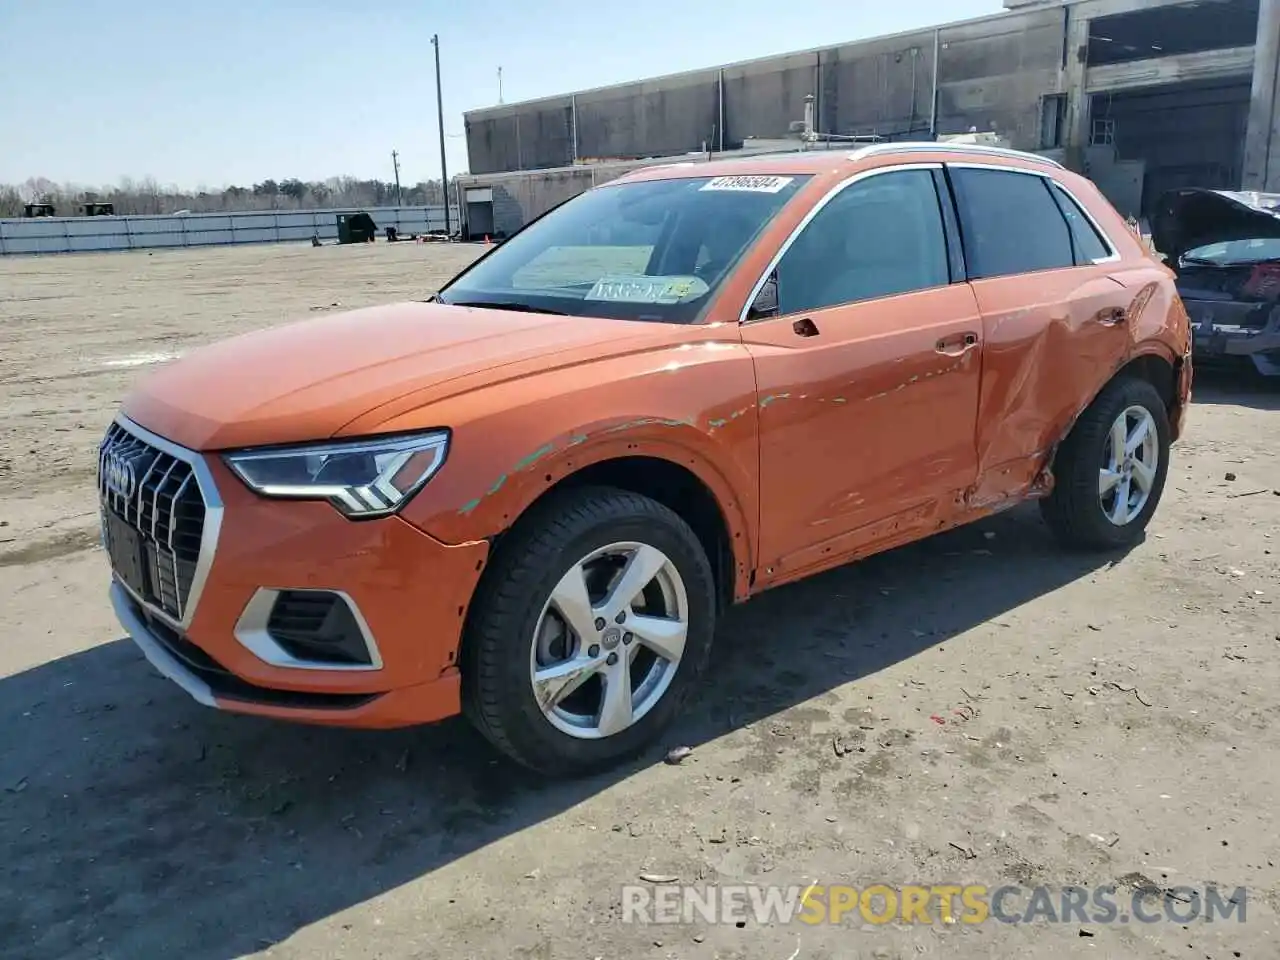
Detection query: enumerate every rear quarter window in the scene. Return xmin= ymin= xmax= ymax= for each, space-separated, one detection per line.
xmin=950 ymin=167 xmax=1075 ymax=280
xmin=1048 ymin=181 xmax=1114 ymax=263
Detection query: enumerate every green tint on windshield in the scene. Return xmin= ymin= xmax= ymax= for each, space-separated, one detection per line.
xmin=438 ymin=173 xmax=811 ymax=323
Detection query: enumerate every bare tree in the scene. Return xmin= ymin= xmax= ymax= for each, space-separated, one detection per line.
xmin=0 ymin=172 xmax=466 ymax=217
xmin=0 ymin=186 xmax=22 ymax=217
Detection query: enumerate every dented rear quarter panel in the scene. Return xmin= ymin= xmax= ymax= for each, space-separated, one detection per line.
xmin=1060 ymin=168 xmax=1192 ymax=368
xmin=969 ymin=171 xmax=1191 ymax=505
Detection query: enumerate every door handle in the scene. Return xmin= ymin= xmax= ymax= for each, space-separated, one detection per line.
xmin=935 ymin=332 xmax=979 ymax=356
xmin=1095 ymin=307 xmax=1127 ymax=326
xmin=792 ymin=317 xmax=819 ymax=338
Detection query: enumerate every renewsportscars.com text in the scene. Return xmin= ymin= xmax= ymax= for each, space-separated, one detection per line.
xmin=621 ymin=883 xmax=1247 ymax=926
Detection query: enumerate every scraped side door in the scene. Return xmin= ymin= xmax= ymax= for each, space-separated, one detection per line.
xmin=740 ymin=165 xmax=983 ymax=585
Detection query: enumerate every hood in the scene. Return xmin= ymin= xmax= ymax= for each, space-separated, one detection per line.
xmin=121 ymin=301 xmax=672 ymax=450
xmin=1152 ymin=188 xmax=1280 ymax=263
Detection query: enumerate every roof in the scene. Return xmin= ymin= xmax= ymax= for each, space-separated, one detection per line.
xmin=453 ymin=139 xmax=854 ymax=187
xmin=613 ymin=141 xmax=1065 ymax=182
xmin=454 ymin=140 xmax=1066 ymax=191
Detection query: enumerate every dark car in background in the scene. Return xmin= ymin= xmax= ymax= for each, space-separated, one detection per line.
xmin=1153 ymin=188 xmax=1280 ymax=378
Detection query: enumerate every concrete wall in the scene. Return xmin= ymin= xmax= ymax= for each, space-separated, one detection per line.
xmin=466 ymin=70 xmax=722 ymax=174
xmin=578 ymin=71 xmax=722 ymax=163
xmin=467 ymin=159 xmax=663 ymax=236
xmin=1243 ymin=0 xmax=1280 ymax=189
xmin=0 ymin=205 xmax=458 ymax=256
xmin=489 ymin=167 xmax=599 ymax=236
xmin=933 ymin=8 xmax=1067 ymax=143
xmin=465 ymin=7 xmax=1070 ymax=175
xmin=466 ymin=0 xmax=1279 ymax=179
xmin=463 ymin=0 xmax=1280 ymax=224
xmin=1086 ymin=46 xmax=1255 ymax=92
xmin=458 ymin=142 xmax=834 ymax=236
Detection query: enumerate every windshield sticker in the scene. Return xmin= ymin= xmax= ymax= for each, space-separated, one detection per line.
xmin=699 ymin=175 xmax=795 ymax=194
xmin=584 ymin=275 xmax=709 ymax=305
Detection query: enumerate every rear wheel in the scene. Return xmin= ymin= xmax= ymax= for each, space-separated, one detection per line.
xmin=461 ymin=486 xmax=716 ymax=775
xmin=1040 ymin=376 xmax=1171 ymax=550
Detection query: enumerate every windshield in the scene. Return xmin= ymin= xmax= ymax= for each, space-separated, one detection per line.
xmin=1184 ymin=237 xmax=1280 ymax=265
xmin=438 ymin=173 xmax=811 ymax=323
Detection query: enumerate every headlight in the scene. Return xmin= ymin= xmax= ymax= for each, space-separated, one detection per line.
xmin=223 ymin=431 xmax=449 ymax=518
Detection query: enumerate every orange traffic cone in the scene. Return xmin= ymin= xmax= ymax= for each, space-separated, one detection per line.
xmin=484 ymin=234 xmax=491 ymax=246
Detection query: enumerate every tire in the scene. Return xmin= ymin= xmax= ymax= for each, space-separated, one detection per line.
xmin=460 ymin=485 xmax=717 ymax=775
xmin=1040 ymin=376 xmax=1171 ymax=551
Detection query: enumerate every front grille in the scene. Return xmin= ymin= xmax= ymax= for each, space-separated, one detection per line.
xmin=266 ymin=590 xmax=374 ymax=666
xmin=98 ymin=421 xmax=207 ymax=621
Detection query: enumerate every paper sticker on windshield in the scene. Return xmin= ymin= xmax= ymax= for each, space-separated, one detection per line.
xmin=584 ymin=275 xmax=708 ymax=305
xmin=700 ymin=175 xmax=795 ymax=194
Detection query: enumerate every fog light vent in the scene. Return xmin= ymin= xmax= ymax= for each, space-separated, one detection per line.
xmin=267 ymin=590 xmax=373 ymax=666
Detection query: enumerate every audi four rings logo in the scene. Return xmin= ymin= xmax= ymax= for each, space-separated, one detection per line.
xmin=102 ymin=453 xmax=137 ymax=500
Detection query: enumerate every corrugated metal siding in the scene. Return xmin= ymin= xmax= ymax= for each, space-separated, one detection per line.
xmin=0 ymin=205 xmax=460 ymax=256
xmin=463 ymin=5 xmax=1074 ymax=174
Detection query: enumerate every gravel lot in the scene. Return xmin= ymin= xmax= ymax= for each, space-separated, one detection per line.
xmin=1 ymin=242 xmax=1278 ymax=960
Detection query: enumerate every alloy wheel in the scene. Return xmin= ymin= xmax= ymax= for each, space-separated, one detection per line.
xmin=529 ymin=541 xmax=689 ymax=739
xmin=1099 ymin=404 xmax=1159 ymax=526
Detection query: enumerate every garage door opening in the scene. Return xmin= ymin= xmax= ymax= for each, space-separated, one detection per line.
xmin=464 ymin=187 xmax=495 ymax=242
xmin=1087 ymin=0 xmax=1260 ymax=65
xmin=1090 ymin=76 xmax=1254 ymax=219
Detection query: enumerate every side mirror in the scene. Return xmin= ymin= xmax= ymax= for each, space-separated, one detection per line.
xmin=747 ymin=274 xmax=780 ymax=321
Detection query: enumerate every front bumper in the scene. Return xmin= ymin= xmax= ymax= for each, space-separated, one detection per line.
xmin=103 ymin=416 xmax=490 ymax=729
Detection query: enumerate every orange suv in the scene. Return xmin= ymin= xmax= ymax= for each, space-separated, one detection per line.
xmin=100 ymin=143 xmax=1192 ymax=774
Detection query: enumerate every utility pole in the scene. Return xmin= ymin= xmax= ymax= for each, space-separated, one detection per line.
xmin=431 ymin=33 xmax=450 ymax=236
xmin=498 ymin=66 xmax=503 ymax=104
xmin=391 ymin=149 xmax=402 ymax=206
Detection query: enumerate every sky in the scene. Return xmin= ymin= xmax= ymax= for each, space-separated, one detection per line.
xmin=0 ymin=0 xmax=1002 ymax=190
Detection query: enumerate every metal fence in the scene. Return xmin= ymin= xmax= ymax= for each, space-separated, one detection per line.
xmin=0 ymin=205 xmax=460 ymax=256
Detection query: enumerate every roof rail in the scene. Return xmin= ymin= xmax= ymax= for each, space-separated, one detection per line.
xmin=849 ymin=141 xmax=1066 ymax=169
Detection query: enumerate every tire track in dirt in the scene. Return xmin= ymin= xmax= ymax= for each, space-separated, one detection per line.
xmin=0 ymin=526 xmax=100 ymax=567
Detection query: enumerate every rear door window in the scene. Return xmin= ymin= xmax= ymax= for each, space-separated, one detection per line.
xmin=950 ymin=167 xmax=1075 ymax=279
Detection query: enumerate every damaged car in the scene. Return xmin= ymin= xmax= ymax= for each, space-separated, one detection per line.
xmin=1153 ymin=188 xmax=1280 ymax=377
xmin=98 ymin=143 xmax=1191 ymax=775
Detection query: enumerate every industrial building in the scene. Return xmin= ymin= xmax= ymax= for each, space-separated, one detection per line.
xmin=457 ymin=0 xmax=1280 ymax=238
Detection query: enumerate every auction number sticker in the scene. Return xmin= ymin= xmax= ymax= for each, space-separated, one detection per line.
xmin=585 ymin=275 xmax=707 ymax=304
xmin=700 ymin=175 xmax=795 ymax=194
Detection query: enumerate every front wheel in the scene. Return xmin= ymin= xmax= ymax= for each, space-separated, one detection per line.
xmin=461 ymin=486 xmax=717 ymax=775
xmin=1040 ymin=376 xmax=1171 ymax=550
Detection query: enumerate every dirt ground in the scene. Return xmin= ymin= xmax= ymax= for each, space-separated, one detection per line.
xmin=1 ymin=242 xmax=1279 ymax=960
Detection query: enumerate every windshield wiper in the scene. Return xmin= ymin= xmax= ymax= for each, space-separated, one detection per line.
xmin=445 ymin=299 xmax=569 ymax=316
